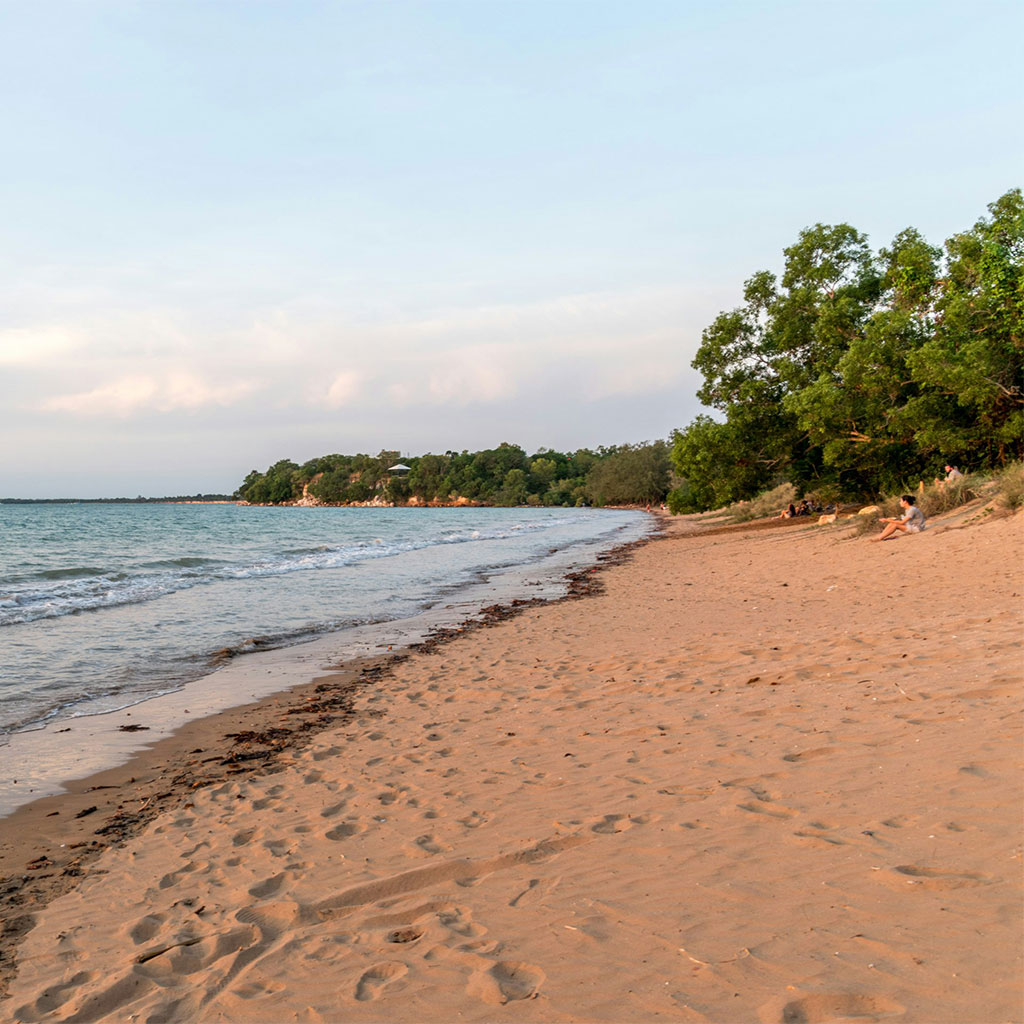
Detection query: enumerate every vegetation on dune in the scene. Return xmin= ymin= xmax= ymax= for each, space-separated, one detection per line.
xmin=995 ymin=460 xmax=1024 ymax=511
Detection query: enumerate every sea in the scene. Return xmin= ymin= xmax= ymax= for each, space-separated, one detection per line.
xmin=0 ymin=503 xmax=652 ymax=742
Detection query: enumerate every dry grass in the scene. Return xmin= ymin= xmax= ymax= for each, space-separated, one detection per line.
xmin=914 ymin=476 xmax=982 ymax=518
xmin=995 ymin=461 xmax=1024 ymax=511
xmin=846 ymin=466 xmax=1017 ymax=537
xmin=700 ymin=463 xmax=1021 ymax=533
xmin=723 ymin=482 xmax=798 ymax=523
xmin=848 ymin=496 xmax=900 ymax=537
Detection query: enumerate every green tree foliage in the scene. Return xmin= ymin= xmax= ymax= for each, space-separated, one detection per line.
xmin=673 ymin=190 xmax=1023 ymax=508
xmin=908 ymin=189 xmax=1024 ymax=464
xmin=237 ymin=441 xmax=670 ymax=508
xmin=583 ymin=442 xmax=671 ymax=506
xmin=236 ymin=459 xmax=301 ymax=504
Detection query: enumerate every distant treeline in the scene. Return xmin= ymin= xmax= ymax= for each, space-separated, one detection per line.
xmin=669 ymin=188 xmax=1023 ymax=511
xmin=237 ymin=442 xmax=671 ymax=507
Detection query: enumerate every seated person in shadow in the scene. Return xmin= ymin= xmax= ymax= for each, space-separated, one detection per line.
xmin=936 ymin=464 xmax=964 ymax=489
xmin=871 ymin=495 xmax=926 ymax=542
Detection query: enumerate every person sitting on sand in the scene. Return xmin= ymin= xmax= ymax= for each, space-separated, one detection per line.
xmin=778 ymin=503 xmax=797 ymax=519
xmin=871 ymin=495 xmax=926 ymax=542
xmin=934 ymin=463 xmax=964 ymax=489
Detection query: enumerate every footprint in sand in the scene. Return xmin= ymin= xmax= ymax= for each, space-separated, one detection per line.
xmin=777 ymin=992 xmax=904 ymax=1022
xmin=592 ymin=813 xmax=630 ymax=834
xmin=321 ymin=799 xmax=349 ymax=818
xmin=880 ymin=814 xmax=916 ymax=829
xmin=235 ymin=980 xmax=286 ymax=1000
xmin=19 ymin=970 xmax=96 ymax=1017
xmin=509 ymin=876 xmax=561 ymax=908
xmin=355 ymin=961 xmax=408 ymax=1001
xmin=326 ymin=821 xmax=366 ymax=841
xmin=128 ymin=914 xmax=166 ymax=944
xmin=782 ymin=747 xmax=835 ymax=763
xmin=312 ymin=745 xmax=343 ymax=761
xmin=738 ymin=802 xmax=798 ymax=819
xmin=414 ymin=834 xmax=452 ymax=854
xmin=248 ymin=871 xmax=290 ymax=898
xmin=596 ymin=811 xmax=659 ymax=834
xmin=657 ymin=785 xmax=713 ymax=799
xmin=459 ymin=811 xmax=488 ymax=829
xmin=470 ymin=961 xmax=546 ymax=1004
xmin=439 ymin=906 xmax=487 ymax=938
xmin=158 ymin=862 xmax=199 ymax=889
xmin=886 ymin=864 xmax=993 ymax=890
xmin=793 ymin=828 xmax=848 ymax=847
xmin=492 ymin=960 xmax=546 ymax=1000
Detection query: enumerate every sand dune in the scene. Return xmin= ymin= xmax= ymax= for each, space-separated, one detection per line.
xmin=5 ymin=511 xmax=1022 ymax=1023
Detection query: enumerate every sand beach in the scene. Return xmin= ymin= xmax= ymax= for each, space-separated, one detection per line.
xmin=1 ymin=509 xmax=1021 ymax=1023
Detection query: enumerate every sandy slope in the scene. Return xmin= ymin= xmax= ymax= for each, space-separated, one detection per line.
xmin=6 ymin=511 xmax=1023 ymax=1023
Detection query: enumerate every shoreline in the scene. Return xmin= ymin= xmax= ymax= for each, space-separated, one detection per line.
xmin=0 ymin=524 xmax=660 ymax=998
xmin=1 ymin=507 xmax=654 ymax=805
xmin=3 ymin=508 xmax=1021 ymax=1022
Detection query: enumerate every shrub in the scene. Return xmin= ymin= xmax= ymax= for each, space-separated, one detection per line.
xmin=724 ymin=482 xmax=797 ymax=523
xmin=848 ymin=495 xmax=900 ymax=537
xmin=916 ymin=476 xmax=981 ymax=518
xmin=995 ymin=461 xmax=1024 ymax=511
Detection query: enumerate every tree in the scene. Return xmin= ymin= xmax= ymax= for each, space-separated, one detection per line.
xmin=584 ymin=442 xmax=670 ymax=506
xmin=908 ymin=188 xmax=1024 ymax=465
xmin=782 ymin=227 xmax=943 ymax=493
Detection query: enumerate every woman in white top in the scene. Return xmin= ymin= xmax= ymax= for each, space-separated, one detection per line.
xmin=871 ymin=495 xmax=926 ymax=542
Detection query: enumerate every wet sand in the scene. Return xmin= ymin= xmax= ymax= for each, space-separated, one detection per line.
xmin=2 ymin=510 xmax=1021 ymax=1023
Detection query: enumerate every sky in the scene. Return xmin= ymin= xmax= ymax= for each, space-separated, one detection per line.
xmin=1 ymin=0 xmax=1021 ymax=498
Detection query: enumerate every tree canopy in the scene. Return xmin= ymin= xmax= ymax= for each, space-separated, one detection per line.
xmin=236 ymin=442 xmax=671 ymax=508
xmin=671 ymin=188 xmax=1023 ymax=510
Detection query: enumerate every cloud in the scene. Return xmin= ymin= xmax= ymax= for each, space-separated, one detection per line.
xmin=41 ymin=372 xmax=259 ymax=417
xmin=15 ymin=282 xmax=720 ymax=427
xmin=321 ymin=370 xmax=363 ymax=407
xmin=0 ymin=326 xmax=82 ymax=366
xmin=384 ymin=345 xmax=521 ymax=407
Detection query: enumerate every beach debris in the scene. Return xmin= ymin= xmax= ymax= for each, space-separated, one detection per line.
xmin=94 ymin=812 xmax=147 ymax=837
xmin=118 ymin=724 xmax=149 ymax=732
xmin=225 ymin=727 xmax=292 ymax=746
xmin=74 ymin=806 xmax=98 ymax=819
xmin=678 ymin=945 xmax=750 ymax=965
xmin=136 ymin=936 xmax=202 ymax=964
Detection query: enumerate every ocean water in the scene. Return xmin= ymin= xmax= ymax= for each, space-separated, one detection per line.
xmin=0 ymin=503 xmax=650 ymax=737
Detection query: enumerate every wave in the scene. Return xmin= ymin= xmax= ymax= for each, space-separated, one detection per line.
xmin=0 ymin=511 xmax=594 ymax=626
